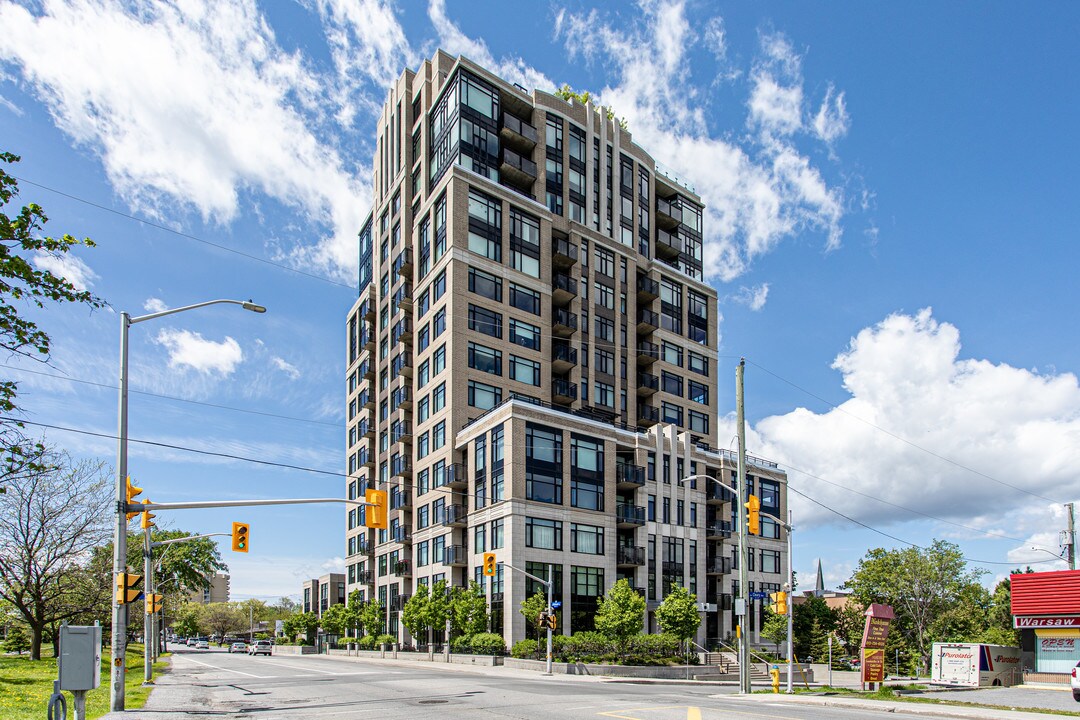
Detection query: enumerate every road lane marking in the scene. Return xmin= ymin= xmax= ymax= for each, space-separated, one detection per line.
xmin=178 ymin=655 xmax=270 ymax=678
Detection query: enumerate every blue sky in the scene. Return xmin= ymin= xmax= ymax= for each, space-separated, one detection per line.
xmin=2 ymin=0 xmax=1079 ymax=600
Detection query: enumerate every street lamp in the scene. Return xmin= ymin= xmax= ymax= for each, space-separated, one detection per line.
xmin=111 ymin=299 xmax=265 ymax=712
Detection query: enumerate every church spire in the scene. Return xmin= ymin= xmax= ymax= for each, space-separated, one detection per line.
xmin=815 ymin=559 xmax=826 ymax=597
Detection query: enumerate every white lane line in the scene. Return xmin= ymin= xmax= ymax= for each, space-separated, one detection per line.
xmin=177 ymin=655 xmax=270 ymax=678
xmin=254 ymin=660 xmax=351 ymax=675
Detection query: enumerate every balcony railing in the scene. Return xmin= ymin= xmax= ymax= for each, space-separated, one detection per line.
xmin=656 ymin=196 xmax=683 ymax=226
xmin=392 ymin=283 xmax=413 ymax=310
xmin=637 ymin=404 xmax=659 ymax=425
xmin=615 ymin=463 xmax=646 ymax=488
xmin=616 ymin=504 xmax=646 ymax=527
xmin=705 ymin=520 xmax=734 ymax=539
xmin=391 ymin=386 xmax=412 ymax=409
xmin=636 ymin=274 xmax=659 ymax=301
xmin=501 ymin=111 xmax=539 ymax=146
xmin=390 ymin=593 xmax=411 ymax=611
xmin=391 ymin=456 xmax=411 ymax=477
xmin=444 ymin=544 xmax=469 ymax=566
xmin=444 ymin=462 xmax=468 ymax=489
xmin=636 ymin=307 xmax=659 ymax=334
xmin=389 ymin=489 xmax=411 ymax=510
xmin=706 ymin=557 xmax=733 ymax=575
xmin=552 ymin=308 xmax=578 ymax=336
xmin=552 ymin=272 xmax=577 ymax=305
xmin=636 ymin=341 xmax=658 ymax=364
xmin=637 ymin=372 xmax=659 ymax=395
xmin=391 ymin=526 xmax=412 ymax=544
xmin=391 ymin=318 xmax=412 ymax=346
xmin=656 ymin=228 xmax=681 ymax=259
xmin=617 ymin=545 xmax=646 ymax=566
xmin=439 ymin=503 xmax=468 ymax=527
xmin=391 ymin=352 xmax=413 ymax=377
xmin=552 ymin=236 xmax=578 ymax=267
xmin=552 ymin=378 xmax=577 ymax=405
xmin=393 ymin=248 xmax=413 ymax=277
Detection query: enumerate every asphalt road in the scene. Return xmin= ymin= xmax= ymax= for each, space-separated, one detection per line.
xmin=102 ymin=646 xmax=1025 ymax=720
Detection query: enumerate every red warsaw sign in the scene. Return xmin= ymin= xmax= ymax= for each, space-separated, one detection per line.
xmin=1014 ymin=616 xmax=1080 ymax=628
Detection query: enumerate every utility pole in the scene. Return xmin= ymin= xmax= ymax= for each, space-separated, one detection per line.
xmin=1067 ymin=503 xmax=1076 ymax=571
xmin=736 ymin=358 xmax=751 ymax=694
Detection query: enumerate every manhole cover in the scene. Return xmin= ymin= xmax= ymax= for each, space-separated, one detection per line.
xmin=418 ymin=699 xmax=448 ymax=705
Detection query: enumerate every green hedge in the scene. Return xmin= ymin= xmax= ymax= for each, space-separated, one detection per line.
xmin=375 ymin=634 xmax=396 ymax=647
xmin=511 ymin=639 xmax=539 ymax=659
xmin=357 ymin=635 xmax=376 ymax=650
xmin=552 ymin=632 xmax=684 ymax=665
xmin=468 ymin=632 xmax=507 ymax=655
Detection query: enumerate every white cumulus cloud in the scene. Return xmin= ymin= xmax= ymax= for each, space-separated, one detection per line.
xmin=32 ymin=252 xmax=98 ymax=291
xmin=143 ymin=297 xmax=168 ymax=313
xmin=728 ymin=309 xmax=1080 ymax=534
xmin=154 ymin=328 xmax=244 ymax=376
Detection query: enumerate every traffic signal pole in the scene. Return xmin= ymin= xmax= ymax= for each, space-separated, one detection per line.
xmin=498 ymin=561 xmax=554 ymax=675
xmin=736 ymin=359 xmax=751 ymax=694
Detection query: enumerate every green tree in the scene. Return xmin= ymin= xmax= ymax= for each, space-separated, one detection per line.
xmin=983 ymin=576 xmax=1020 ymax=646
xmin=358 ymin=598 xmax=385 ymax=638
xmin=203 ymin=602 xmax=245 ymax=644
xmin=792 ymin=596 xmax=837 ymax=659
xmin=594 ymin=578 xmax=645 ymax=648
xmin=320 ymin=603 xmax=350 ymax=637
xmin=833 ymin=600 xmax=865 ymax=656
xmin=3 ymin=622 xmax=31 ymax=654
xmin=761 ymin=611 xmax=788 ymax=656
xmin=172 ymin=602 xmax=205 ymax=638
xmin=655 ymin=584 xmax=701 ymax=644
xmin=843 ymin=540 xmax=987 ymax=673
xmin=519 ymin=590 xmax=547 ymax=642
xmin=401 ymin=583 xmax=430 ymax=645
xmin=283 ymin=610 xmax=319 ymax=642
xmin=428 ymin=579 xmax=452 ymax=644
xmin=0 ymin=152 xmax=104 ymax=476
xmin=451 ymin=581 xmax=488 ymax=638
xmin=346 ymin=589 xmax=366 ymax=637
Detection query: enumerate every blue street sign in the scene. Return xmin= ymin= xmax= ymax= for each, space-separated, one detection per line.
xmin=749 ymin=591 xmax=768 ymax=600
xmin=551 ymin=600 xmax=562 ymax=609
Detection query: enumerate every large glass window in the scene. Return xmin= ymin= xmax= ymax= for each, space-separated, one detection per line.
xmin=509 ymin=319 xmax=540 ymax=350
xmin=509 ymin=283 xmax=541 ymax=315
xmin=571 ymin=523 xmax=604 ymax=554
xmin=509 ymin=355 xmax=541 ymax=386
xmin=468 ymin=380 xmax=502 ymax=410
xmin=526 ymin=423 xmax=563 ymax=504
xmin=469 ymin=267 xmax=502 ymax=301
xmin=468 ymin=189 xmax=502 ymax=261
xmin=525 ymin=517 xmax=563 ymax=550
xmin=468 ymin=342 xmax=502 ymax=375
xmin=510 ymin=209 xmax=541 ymax=278
xmin=468 ymin=304 xmax=502 ymax=339
xmin=570 ymin=435 xmax=604 ymax=511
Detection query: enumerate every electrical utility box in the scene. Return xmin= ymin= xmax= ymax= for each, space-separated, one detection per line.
xmin=58 ymin=625 xmax=102 ymax=691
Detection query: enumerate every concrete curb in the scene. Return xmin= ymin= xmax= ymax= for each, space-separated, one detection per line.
xmin=724 ymin=692 xmax=1071 ymax=720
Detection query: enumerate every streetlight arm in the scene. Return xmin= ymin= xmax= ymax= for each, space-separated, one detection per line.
xmin=130 ymin=299 xmax=266 ymax=325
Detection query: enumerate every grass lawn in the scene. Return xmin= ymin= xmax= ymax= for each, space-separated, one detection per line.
xmin=792 ymin=684 xmax=1080 ymax=717
xmin=0 ymin=644 xmax=168 ymax=720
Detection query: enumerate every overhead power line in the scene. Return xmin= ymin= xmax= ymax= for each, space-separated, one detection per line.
xmin=14 ymin=175 xmax=356 ymax=290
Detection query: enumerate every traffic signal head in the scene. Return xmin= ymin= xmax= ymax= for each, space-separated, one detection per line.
xmin=769 ymin=591 xmax=788 ymax=615
xmin=231 ymin=522 xmax=250 ymax=552
xmin=115 ymin=572 xmax=143 ymax=604
xmin=745 ymin=494 xmax=761 ymax=536
xmin=140 ymin=499 xmax=156 ymax=530
xmin=365 ymin=488 xmax=388 ymax=529
xmin=145 ymin=593 xmax=163 ymax=613
xmin=546 ymin=612 xmax=557 ymax=630
xmin=482 ymin=552 xmax=497 ymax=577
xmin=537 ymin=611 xmax=548 ymax=628
xmin=125 ymin=477 xmax=144 ymax=520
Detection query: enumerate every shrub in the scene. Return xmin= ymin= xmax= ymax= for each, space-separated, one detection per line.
xmin=622 ymin=633 xmax=681 ymax=665
xmin=469 ymin=632 xmax=507 ymax=655
xmin=563 ymin=631 xmax=616 ymax=663
xmin=552 ymin=633 xmax=570 ymax=660
xmin=375 ymin=634 xmax=396 ymax=647
xmin=339 ymin=636 xmax=359 ymax=644
xmin=511 ymin=639 xmax=539 ymax=659
xmin=357 ymin=635 xmax=376 ymax=650
xmin=450 ymin=635 xmax=473 ymax=652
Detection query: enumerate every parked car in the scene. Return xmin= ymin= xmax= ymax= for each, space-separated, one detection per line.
xmin=229 ymin=641 xmax=248 ymax=654
xmin=1071 ymin=660 xmax=1080 ymax=701
xmin=195 ymin=639 xmax=210 ymax=650
xmin=249 ymin=640 xmax=273 ymax=656
xmin=186 ymin=638 xmax=197 ymax=646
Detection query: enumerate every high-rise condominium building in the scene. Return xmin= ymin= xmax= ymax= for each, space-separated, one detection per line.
xmin=343 ymin=51 xmax=788 ymax=649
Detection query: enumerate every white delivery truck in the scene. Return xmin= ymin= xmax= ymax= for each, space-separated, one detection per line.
xmin=931 ymin=642 xmax=1022 ymax=687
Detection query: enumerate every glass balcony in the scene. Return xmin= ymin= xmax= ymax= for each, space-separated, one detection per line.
xmin=617 ymin=545 xmax=646 ymax=567
xmin=552 ymin=341 xmax=577 ymax=373
xmin=552 ymin=308 xmax=578 ymax=337
xmin=501 ymin=111 xmax=539 ymax=148
xmin=636 ymin=341 xmax=658 ymax=365
xmin=393 ymin=248 xmax=413 ymax=278
xmin=552 ymin=272 xmax=577 ymax=305
xmin=500 ymin=147 xmax=537 ymax=190
xmin=552 ymin=236 xmax=578 ymax=269
xmin=656 ymin=196 xmax=683 ymax=227
xmin=616 ymin=504 xmax=646 ymax=528
xmin=615 ymin=463 xmax=646 ymax=489
xmin=552 ymin=378 xmax=577 ymax=405
xmin=391 ymin=351 xmax=413 ymax=378
xmin=636 ymin=274 xmax=659 ymax=302
xmin=656 ymin=228 xmax=681 ymax=260
xmin=445 ymin=462 xmax=468 ymax=489
xmin=637 ymin=404 xmax=659 ymax=427
xmin=636 ymin=307 xmax=659 ymax=335
xmin=637 ymin=372 xmax=659 ymax=396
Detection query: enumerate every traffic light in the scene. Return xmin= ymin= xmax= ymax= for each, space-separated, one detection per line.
xmin=231 ymin=522 xmax=250 ymax=553
xmin=140 ymin=499 xmax=156 ymax=530
xmin=482 ymin=552 xmax=497 ymax=576
xmin=537 ymin=611 xmax=549 ymax=628
xmin=146 ymin=593 xmax=163 ymax=613
xmin=546 ymin=612 xmax=557 ymax=630
xmin=125 ymin=477 xmax=144 ymax=520
xmin=115 ymin=572 xmax=143 ymax=604
xmin=769 ymin=591 xmax=788 ymax=615
xmin=364 ymin=488 xmax=388 ymax=529
xmin=745 ymin=494 xmax=761 ymax=536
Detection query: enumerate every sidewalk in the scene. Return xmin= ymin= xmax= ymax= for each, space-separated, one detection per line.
xmin=728 ymin=691 xmax=1075 ymax=720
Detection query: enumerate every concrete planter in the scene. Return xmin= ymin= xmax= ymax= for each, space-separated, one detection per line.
xmin=504 ymin=658 xmax=703 ymax=678
xmin=273 ymin=645 xmax=316 ymax=655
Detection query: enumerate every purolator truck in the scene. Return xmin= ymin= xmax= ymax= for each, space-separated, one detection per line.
xmin=931 ymin=642 xmax=1022 ymax=687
